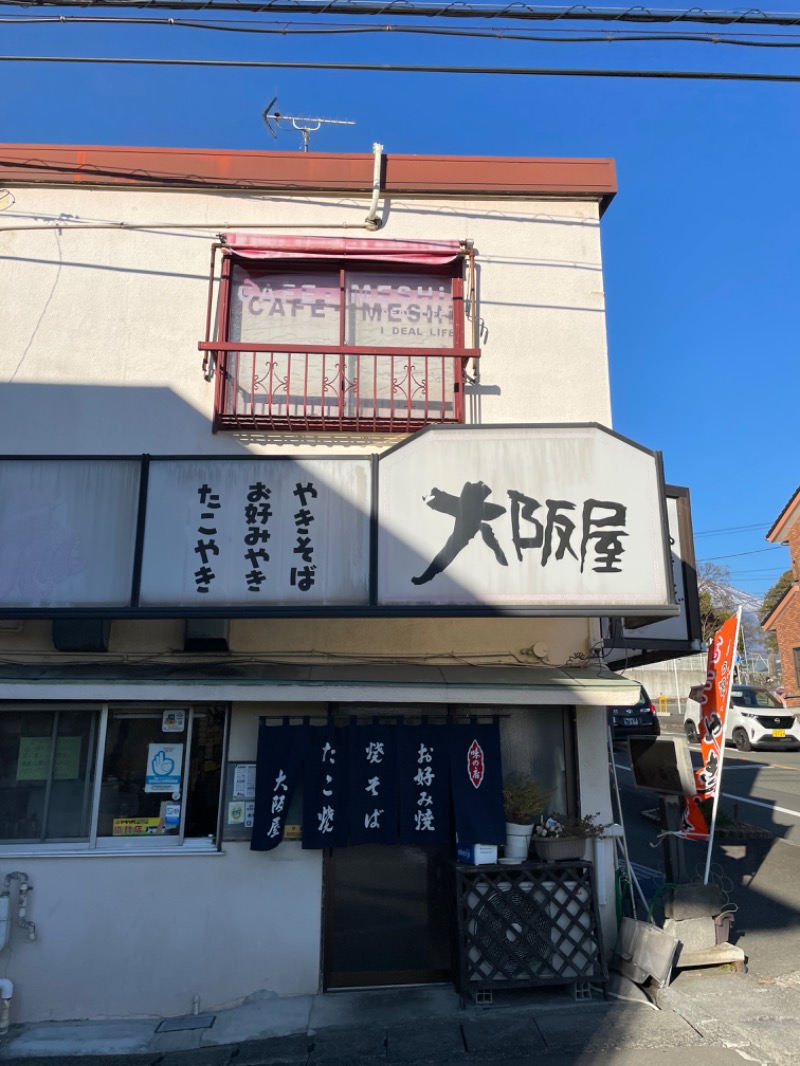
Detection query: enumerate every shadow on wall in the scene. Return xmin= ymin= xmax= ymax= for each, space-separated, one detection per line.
xmin=0 ymin=382 xmax=251 ymax=456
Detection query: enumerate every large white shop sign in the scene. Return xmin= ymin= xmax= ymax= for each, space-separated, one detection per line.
xmin=0 ymin=426 xmax=675 ymax=616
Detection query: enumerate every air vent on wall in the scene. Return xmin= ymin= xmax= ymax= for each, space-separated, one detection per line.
xmin=184 ymin=619 xmax=230 ymax=653
xmin=52 ymin=619 xmax=111 ymax=653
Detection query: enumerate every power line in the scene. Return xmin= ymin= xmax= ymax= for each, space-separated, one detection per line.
xmin=729 ymin=568 xmax=790 ymax=575
xmin=699 ymin=547 xmax=786 ymax=562
xmin=6 ymin=55 xmax=800 ymax=80
xmin=695 ymin=522 xmax=772 ymax=537
xmin=3 ymin=2 xmax=800 ymax=26
xmin=7 ymin=14 xmax=800 ymax=46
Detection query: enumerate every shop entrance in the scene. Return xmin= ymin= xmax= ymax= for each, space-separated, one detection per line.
xmin=323 ymin=844 xmax=453 ymax=988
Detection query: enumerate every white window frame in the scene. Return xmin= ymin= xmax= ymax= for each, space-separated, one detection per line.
xmin=0 ymin=702 xmax=226 ymax=858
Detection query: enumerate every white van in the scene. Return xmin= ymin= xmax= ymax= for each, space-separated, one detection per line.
xmin=684 ymin=684 xmax=800 ymax=753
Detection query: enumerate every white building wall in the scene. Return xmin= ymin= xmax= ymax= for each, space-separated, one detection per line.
xmin=0 ymin=188 xmax=610 ymax=455
xmin=2 ymin=844 xmax=322 ymax=1023
xmin=0 ymin=173 xmax=619 ymax=1023
xmin=575 ymin=706 xmax=618 ymax=953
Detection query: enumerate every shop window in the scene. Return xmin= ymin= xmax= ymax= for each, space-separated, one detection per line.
xmin=0 ymin=709 xmax=96 ymax=843
xmin=498 ymin=705 xmax=576 ymax=818
xmin=0 ymin=704 xmax=226 ymax=850
xmin=199 ymin=236 xmax=479 ymax=433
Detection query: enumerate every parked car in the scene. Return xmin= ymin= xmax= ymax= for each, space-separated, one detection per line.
xmin=609 ymin=685 xmax=661 ymax=741
xmin=684 ymin=684 xmax=800 ymax=752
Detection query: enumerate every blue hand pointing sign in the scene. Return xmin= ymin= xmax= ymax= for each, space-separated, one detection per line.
xmin=145 ymin=743 xmax=183 ymax=793
xmin=151 ymin=749 xmax=176 ymax=777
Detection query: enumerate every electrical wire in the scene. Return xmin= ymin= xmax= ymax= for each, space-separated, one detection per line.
xmin=7 ymin=14 xmax=800 ymax=47
xmin=3 ymin=2 xmax=800 ymax=28
xmin=699 ymin=547 xmax=786 ymax=561
xmin=695 ymin=522 xmax=772 ymax=536
xmin=728 ymin=567 xmax=790 ymax=574
xmin=5 ymin=54 xmax=800 ymax=80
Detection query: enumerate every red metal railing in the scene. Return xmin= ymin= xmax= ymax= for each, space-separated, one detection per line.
xmin=199 ymin=342 xmax=479 ymax=433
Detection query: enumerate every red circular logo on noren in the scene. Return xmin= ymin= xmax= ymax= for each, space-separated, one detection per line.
xmin=467 ymin=739 xmax=484 ymax=789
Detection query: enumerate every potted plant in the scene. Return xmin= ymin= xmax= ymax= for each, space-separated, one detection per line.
xmin=532 ymin=812 xmax=610 ymax=862
xmin=502 ymin=773 xmax=549 ymax=860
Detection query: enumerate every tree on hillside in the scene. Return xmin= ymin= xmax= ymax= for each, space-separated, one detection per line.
xmin=696 ymin=563 xmax=761 ymax=666
xmin=759 ymin=568 xmax=795 ymax=655
xmin=759 ymin=569 xmax=795 ymax=624
xmin=697 ymin=562 xmax=735 ymax=644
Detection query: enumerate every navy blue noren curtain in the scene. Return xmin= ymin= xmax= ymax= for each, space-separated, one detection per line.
xmin=449 ymin=721 xmax=505 ymax=845
xmin=398 ymin=724 xmax=452 ymax=845
xmin=348 ymin=723 xmax=399 ymax=845
xmin=250 ymin=719 xmax=304 ymax=852
xmin=302 ymin=725 xmax=350 ymax=848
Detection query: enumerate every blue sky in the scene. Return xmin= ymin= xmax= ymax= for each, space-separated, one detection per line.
xmin=1 ymin=3 xmax=797 ymax=599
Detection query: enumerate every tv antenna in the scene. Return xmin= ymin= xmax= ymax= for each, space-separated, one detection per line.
xmin=262 ymin=97 xmax=355 ymax=152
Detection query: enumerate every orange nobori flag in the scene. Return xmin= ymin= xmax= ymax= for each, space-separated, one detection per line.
xmin=681 ymin=611 xmax=740 ymax=841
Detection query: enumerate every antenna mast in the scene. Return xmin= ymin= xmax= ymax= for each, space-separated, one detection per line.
xmin=263 ymin=98 xmax=355 ymax=151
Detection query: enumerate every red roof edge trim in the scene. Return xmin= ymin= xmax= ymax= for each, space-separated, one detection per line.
xmin=0 ymin=147 xmax=616 ymax=212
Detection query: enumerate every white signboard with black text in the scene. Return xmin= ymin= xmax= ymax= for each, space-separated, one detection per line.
xmin=139 ymin=459 xmax=371 ymax=606
xmin=0 ymin=426 xmax=675 ymax=616
xmin=377 ymin=426 xmax=672 ymax=609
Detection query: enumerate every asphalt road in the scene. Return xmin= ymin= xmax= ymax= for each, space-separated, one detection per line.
xmin=695 ymin=747 xmax=800 ymax=845
xmin=668 ymin=718 xmax=800 ymax=845
xmin=611 ymin=720 xmax=800 ymax=915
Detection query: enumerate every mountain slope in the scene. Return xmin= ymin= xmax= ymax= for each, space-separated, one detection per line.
xmin=702 ymin=580 xmax=766 ymax=658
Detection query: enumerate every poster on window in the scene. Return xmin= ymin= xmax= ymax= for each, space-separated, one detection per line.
xmin=144 ymin=743 xmax=183 ymax=794
xmin=16 ymin=736 xmax=82 ymax=782
xmin=346 ymin=272 xmax=455 ymax=348
xmin=230 ymin=267 xmax=341 ymax=348
xmin=229 ymin=266 xmax=456 ymax=351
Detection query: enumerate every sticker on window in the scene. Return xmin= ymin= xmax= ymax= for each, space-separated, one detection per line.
xmin=144 ymin=743 xmax=183 ymax=794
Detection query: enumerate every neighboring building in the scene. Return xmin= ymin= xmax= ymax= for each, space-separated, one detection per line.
xmin=763 ymin=488 xmax=800 ymax=706
xmin=612 ymin=653 xmax=707 ymax=716
xmin=0 ymin=144 xmax=676 ymax=1023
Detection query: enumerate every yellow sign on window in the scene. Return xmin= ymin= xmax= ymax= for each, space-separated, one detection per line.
xmin=112 ymin=818 xmax=163 ymax=836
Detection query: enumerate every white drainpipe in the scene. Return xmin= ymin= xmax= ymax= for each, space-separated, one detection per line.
xmin=364 ymin=142 xmax=385 ymax=231
xmin=0 ymin=978 xmax=13 ymax=1037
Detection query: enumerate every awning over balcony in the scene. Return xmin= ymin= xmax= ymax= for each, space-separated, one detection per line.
xmin=0 ymin=663 xmax=640 ymax=707
xmin=221 ymin=234 xmax=464 ymax=264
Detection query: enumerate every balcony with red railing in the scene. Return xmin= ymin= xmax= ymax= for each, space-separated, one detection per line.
xmin=200 ymin=342 xmax=479 ymax=433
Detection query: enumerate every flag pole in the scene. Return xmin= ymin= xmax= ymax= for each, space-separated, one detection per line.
xmin=703 ymin=606 xmax=742 ymax=886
